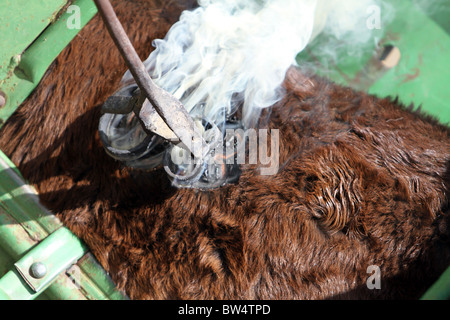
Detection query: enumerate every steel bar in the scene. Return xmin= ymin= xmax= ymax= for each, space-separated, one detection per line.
xmin=93 ymin=0 xmax=208 ymax=159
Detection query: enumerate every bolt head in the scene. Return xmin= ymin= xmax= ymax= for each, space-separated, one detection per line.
xmin=29 ymin=262 xmax=47 ymax=279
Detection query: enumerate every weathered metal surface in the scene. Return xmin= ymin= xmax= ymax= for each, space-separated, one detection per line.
xmin=0 ymin=0 xmax=68 ymax=80
xmin=0 ymin=151 xmax=62 ymax=241
xmin=101 ymin=85 xmax=178 ymax=141
xmin=14 ymin=228 xmax=87 ymax=293
xmin=0 ymin=2 xmax=122 ymax=298
xmin=0 ymin=0 xmax=98 ymax=126
xmin=0 ymin=270 xmax=38 ymax=300
xmin=297 ymin=0 xmax=450 ymax=125
xmin=138 ymin=99 xmax=179 ymax=141
xmin=0 ymin=150 xmax=127 ymax=300
xmin=71 ymin=253 xmax=129 ymax=300
xmin=0 ymin=228 xmax=87 ymax=300
xmin=368 ymin=0 xmax=450 ymax=125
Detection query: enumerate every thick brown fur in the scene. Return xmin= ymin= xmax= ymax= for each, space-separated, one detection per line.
xmin=0 ymin=0 xmax=449 ymax=299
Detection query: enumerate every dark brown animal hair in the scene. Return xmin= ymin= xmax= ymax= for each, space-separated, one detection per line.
xmin=0 ymin=0 xmax=449 ymax=299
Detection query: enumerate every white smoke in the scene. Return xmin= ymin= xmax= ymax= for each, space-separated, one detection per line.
xmin=122 ymin=0 xmax=392 ymax=128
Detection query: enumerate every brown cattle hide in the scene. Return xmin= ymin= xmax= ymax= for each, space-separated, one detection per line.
xmin=0 ymin=0 xmax=449 ymax=299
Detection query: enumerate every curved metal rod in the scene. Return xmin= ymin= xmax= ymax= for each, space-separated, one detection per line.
xmin=93 ymin=0 xmax=207 ymax=159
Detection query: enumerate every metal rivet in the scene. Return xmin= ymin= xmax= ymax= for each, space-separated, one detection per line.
xmin=29 ymin=262 xmax=47 ymax=279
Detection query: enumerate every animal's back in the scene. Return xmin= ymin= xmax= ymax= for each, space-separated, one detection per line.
xmin=0 ymin=0 xmax=448 ymax=299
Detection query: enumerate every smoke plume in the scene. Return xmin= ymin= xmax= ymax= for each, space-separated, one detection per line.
xmin=122 ymin=0 xmax=392 ymax=128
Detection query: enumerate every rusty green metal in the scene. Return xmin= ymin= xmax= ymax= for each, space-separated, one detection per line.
xmin=0 ymin=0 xmax=129 ymax=300
xmin=0 ymin=226 xmax=126 ymax=300
xmin=14 ymin=227 xmax=87 ymax=294
xmin=0 ymin=0 xmax=68 ymax=80
xmin=368 ymin=0 xmax=450 ymax=125
xmin=0 ymin=0 xmax=98 ymax=127
xmin=0 ymin=149 xmax=127 ymax=300
xmin=297 ymin=0 xmax=450 ymax=125
xmin=0 ymin=155 xmax=62 ymax=241
xmin=421 ymin=266 xmax=450 ymax=300
xmin=0 ymin=228 xmax=87 ymax=300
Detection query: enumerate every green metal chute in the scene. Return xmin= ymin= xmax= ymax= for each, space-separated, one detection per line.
xmin=0 ymin=149 xmax=128 ymax=300
xmin=0 ymin=0 xmax=127 ymax=300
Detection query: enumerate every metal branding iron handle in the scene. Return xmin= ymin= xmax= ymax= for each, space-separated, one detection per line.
xmin=93 ymin=0 xmax=208 ymax=160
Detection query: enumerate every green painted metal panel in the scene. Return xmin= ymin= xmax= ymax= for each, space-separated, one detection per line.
xmin=0 ymin=0 xmax=126 ymax=297
xmin=297 ymin=0 xmax=450 ymax=125
xmin=68 ymin=253 xmax=129 ymax=300
xmin=412 ymin=0 xmax=450 ymax=36
xmin=44 ymin=272 xmax=89 ymax=300
xmin=0 ymin=227 xmax=87 ymax=300
xmin=368 ymin=0 xmax=450 ymax=125
xmin=0 ymin=0 xmax=98 ymax=126
xmin=0 ymin=204 xmax=39 ymax=258
xmin=0 ymin=0 xmax=68 ymax=80
xmin=0 ymin=247 xmax=54 ymax=300
xmin=0 ymin=1 xmax=116 ymax=299
xmin=0 ymin=269 xmax=37 ymax=300
xmin=0 ymin=150 xmax=127 ymax=300
xmin=0 ymin=246 xmax=13 ymax=277
xmin=14 ymin=227 xmax=87 ymax=294
xmin=0 ymin=150 xmax=62 ymax=241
